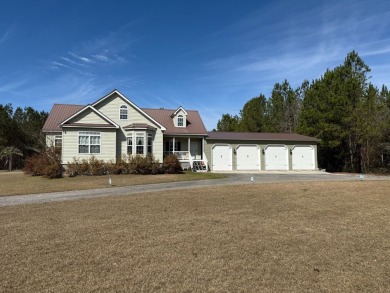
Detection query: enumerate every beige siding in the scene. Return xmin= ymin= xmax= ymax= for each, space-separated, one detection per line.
xmin=62 ymin=128 xmax=116 ymax=164
xmin=94 ymin=93 xmax=164 ymax=161
xmin=94 ymin=93 xmax=157 ymax=127
xmin=45 ymin=132 xmax=61 ymax=147
xmin=68 ymin=108 xmax=108 ymax=124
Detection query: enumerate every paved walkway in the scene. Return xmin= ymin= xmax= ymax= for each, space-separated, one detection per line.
xmin=1 ymin=172 xmax=389 ymax=207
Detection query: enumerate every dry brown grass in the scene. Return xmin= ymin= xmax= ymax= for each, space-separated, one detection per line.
xmin=1 ymin=181 xmax=389 ymax=292
xmin=0 ymin=171 xmax=225 ymax=196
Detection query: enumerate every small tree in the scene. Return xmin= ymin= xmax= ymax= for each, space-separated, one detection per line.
xmin=0 ymin=146 xmax=23 ymax=171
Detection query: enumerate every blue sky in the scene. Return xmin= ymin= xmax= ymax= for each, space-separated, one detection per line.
xmin=1 ymin=0 xmax=390 ymax=130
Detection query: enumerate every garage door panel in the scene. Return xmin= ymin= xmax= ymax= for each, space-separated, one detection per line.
xmin=292 ymin=146 xmax=315 ymax=170
xmin=265 ymin=145 xmax=288 ymax=170
xmin=212 ymin=145 xmax=232 ymax=171
xmin=237 ymin=145 xmax=260 ymax=170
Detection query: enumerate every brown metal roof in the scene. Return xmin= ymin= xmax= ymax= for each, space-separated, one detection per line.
xmin=43 ymin=104 xmax=208 ymax=135
xmin=206 ymin=131 xmax=320 ymax=142
xmin=123 ymin=123 xmax=157 ymax=130
xmin=142 ymin=108 xmax=208 ymax=135
xmin=42 ymin=104 xmax=84 ymax=132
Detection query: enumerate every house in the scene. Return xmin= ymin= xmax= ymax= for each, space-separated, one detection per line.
xmin=42 ymin=90 xmax=208 ymax=170
xmin=42 ymin=89 xmax=320 ymax=171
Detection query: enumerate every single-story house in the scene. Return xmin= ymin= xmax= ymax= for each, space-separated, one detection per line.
xmin=42 ymin=89 xmax=320 ymax=171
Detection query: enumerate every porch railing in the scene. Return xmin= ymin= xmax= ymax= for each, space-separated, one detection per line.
xmin=164 ymin=151 xmax=190 ymax=160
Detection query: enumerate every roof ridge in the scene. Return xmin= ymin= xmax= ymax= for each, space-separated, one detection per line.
xmin=142 ymin=107 xmax=198 ymax=112
xmin=53 ymin=103 xmax=85 ymax=107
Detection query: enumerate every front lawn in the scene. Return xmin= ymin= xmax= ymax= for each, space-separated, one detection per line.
xmin=0 ymin=171 xmax=226 ymax=196
xmin=1 ymin=181 xmax=389 ymax=292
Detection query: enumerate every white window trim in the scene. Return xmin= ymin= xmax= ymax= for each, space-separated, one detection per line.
xmin=119 ymin=105 xmax=128 ymax=120
xmin=54 ymin=135 xmax=62 ymax=147
xmin=147 ymin=133 xmax=153 ymax=154
xmin=78 ymin=131 xmax=101 ymax=154
xmin=177 ymin=115 xmax=184 ymax=127
xmin=126 ymin=131 xmax=154 ymax=155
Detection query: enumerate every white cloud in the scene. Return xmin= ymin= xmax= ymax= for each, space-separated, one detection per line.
xmin=68 ymin=52 xmax=95 ymax=64
xmin=92 ymin=54 xmax=109 ymax=62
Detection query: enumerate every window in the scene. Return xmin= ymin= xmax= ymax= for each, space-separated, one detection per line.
xmin=78 ymin=131 xmax=100 ymax=154
xmin=166 ymin=139 xmax=181 ymax=152
xmin=147 ymin=133 xmax=153 ymax=154
xmin=136 ymin=133 xmax=144 ymax=154
xmin=177 ymin=115 xmax=184 ymax=127
xmin=120 ymin=105 xmax=128 ymax=120
xmin=54 ymin=135 xmax=62 ymax=147
xmin=127 ymin=135 xmax=133 ymax=155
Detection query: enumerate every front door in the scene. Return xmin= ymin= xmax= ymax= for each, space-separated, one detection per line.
xmin=190 ymin=141 xmax=199 ymax=159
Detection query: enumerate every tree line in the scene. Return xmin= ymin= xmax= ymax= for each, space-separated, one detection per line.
xmin=0 ymin=104 xmax=48 ymax=170
xmin=216 ymin=51 xmax=390 ymax=173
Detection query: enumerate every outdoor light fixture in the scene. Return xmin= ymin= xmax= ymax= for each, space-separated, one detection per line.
xmin=262 ymin=149 xmax=265 ymax=155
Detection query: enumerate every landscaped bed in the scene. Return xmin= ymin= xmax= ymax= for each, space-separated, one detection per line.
xmin=0 ymin=171 xmax=226 ymax=196
xmin=1 ymin=181 xmax=389 ymax=292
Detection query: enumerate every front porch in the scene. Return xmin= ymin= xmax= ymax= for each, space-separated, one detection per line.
xmin=163 ymin=136 xmax=208 ymax=171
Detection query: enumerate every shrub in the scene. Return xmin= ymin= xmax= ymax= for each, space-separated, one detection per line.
xmin=162 ymin=154 xmax=183 ymax=174
xmin=65 ymin=154 xmax=181 ymax=177
xmin=128 ymin=155 xmax=155 ymax=175
xmin=67 ymin=158 xmax=90 ymax=177
xmin=89 ymin=156 xmax=107 ymax=175
xmin=23 ymin=147 xmax=63 ymax=178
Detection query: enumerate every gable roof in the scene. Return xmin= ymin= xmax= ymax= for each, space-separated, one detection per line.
xmin=60 ymin=105 xmax=119 ymax=129
xmin=207 ymin=131 xmax=320 ymax=142
xmin=92 ymin=89 xmax=166 ymax=131
xmin=42 ymin=104 xmax=84 ymax=132
xmin=171 ymin=106 xmax=188 ymax=117
xmin=42 ymin=90 xmax=208 ymax=135
xmin=142 ymin=108 xmax=208 ymax=135
xmin=123 ymin=123 xmax=157 ymax=130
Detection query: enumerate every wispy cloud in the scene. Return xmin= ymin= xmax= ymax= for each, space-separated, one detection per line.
xmin=92 ymin=54 xmax=109 ymax=62
xmin=68 ymin=51 xmax=95 ymax=64
xmin=200 ymin=0 xmax=390 ymax=93
xmin=0 ymin=27 xmax=13 ymax=44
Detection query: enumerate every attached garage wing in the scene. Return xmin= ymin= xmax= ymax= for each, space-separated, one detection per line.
xmin=265 ymin=145 xmax=288 ymax=170
xmin=236 ymin=145 xmax=260 ymax=170
xmin=212 ymin=145 xmax=232 ymax=171
xmin=292 ymin=145 xmax=315 ymax=170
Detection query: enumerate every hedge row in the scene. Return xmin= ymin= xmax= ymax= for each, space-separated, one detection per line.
xmin=67 ymin=154 xmax=182 ymax=176
xmin=24 ymin=149 xmax=182 ymax=179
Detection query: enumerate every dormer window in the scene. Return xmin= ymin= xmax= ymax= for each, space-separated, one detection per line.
xmin=177 ymin=115 xmax=184 ymax=127
xmin=120 ymin=105 xmax=128 ymax=120
xmin=172 ymin=106 xmax=188 ymax=127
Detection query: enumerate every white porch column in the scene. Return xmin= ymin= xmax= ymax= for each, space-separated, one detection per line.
xmin=202 ymin=137 xmax=205 ymax=159
xmin=188 ymin=137 xmax=191 ymax=154
xmin=172 ymin=137 xmax=175 ymax=153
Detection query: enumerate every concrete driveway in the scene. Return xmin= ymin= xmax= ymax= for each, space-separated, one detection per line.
xmin=1 ymin=172 xmax=388 ymax=207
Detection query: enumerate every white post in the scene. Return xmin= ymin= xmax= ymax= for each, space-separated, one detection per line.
xmin=188 ymin=137 xmax=191 ymax=157
xmin=172 ymin=137 xmax=175 ymax=153
xmin=202 ymin=137 xmax=205 ymax=159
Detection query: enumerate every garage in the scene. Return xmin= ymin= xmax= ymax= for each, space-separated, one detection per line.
xmin=265 ymin=145 xmax=288 ymax=170
xmin=236 ymin=145 xmax=260 ymax=170
xmin=212 ymin=145 xmax=232 ymax=171
xmin=292 ymin=145 xmax=315 ymax=170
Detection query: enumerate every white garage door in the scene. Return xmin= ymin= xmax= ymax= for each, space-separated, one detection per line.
xmin=292 ymin=146 xmax=315 ymax=170
xmin=265 ymin=145 xmax=288 ymax=170
xmin=212 ymin=145 xmax=232 ymax=171
xmin=237 ymin=145 xmax=260 ymax=170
